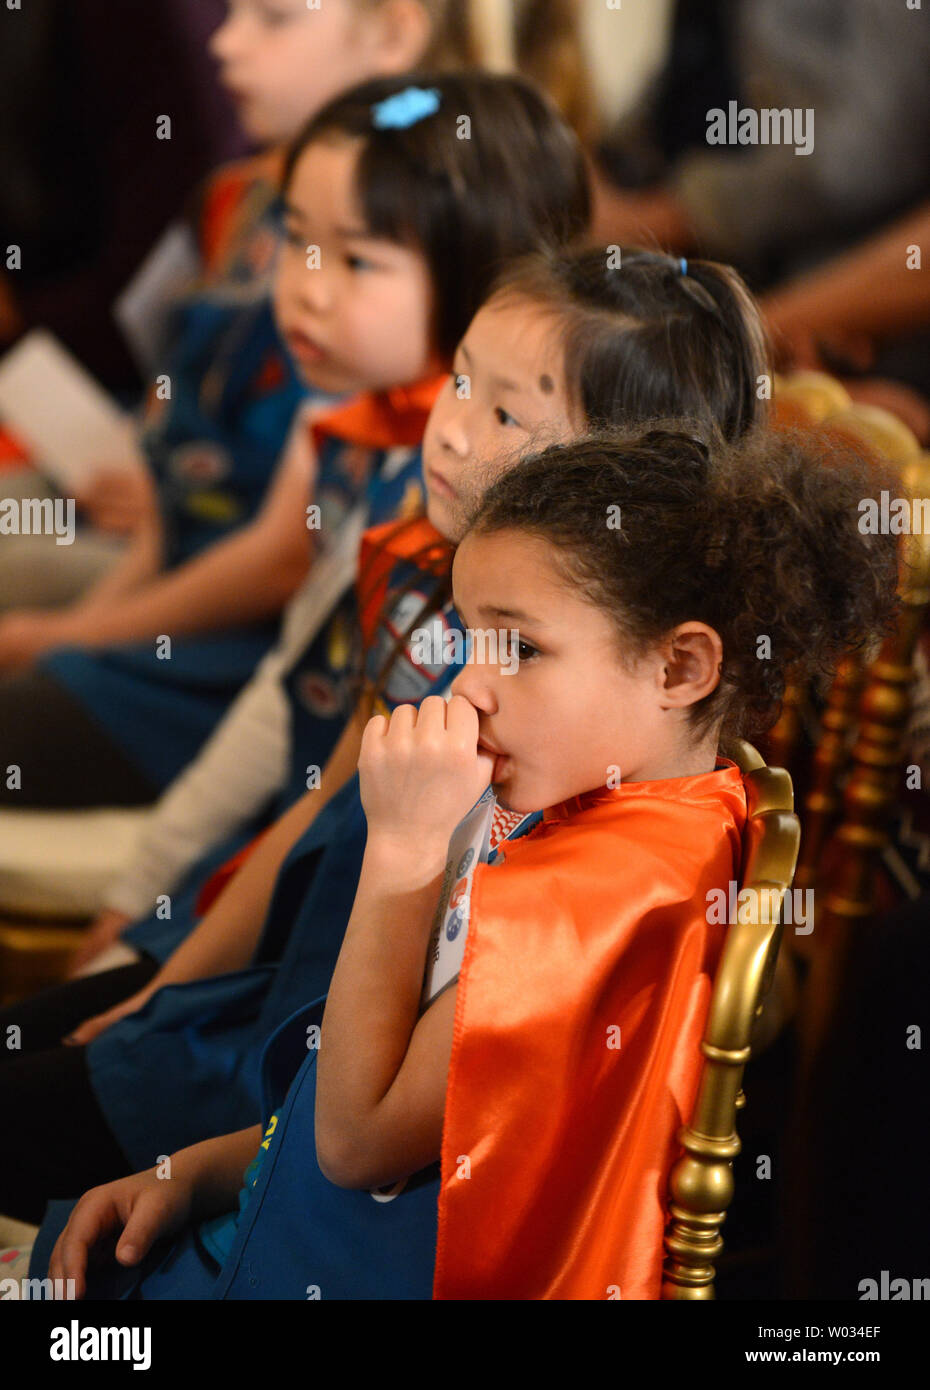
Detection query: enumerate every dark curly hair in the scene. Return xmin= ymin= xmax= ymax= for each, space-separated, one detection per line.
xmin=465 ymin=426 xmax=901 ymax=739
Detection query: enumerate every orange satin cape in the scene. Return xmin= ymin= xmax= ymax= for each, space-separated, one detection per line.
xmin=433 ymin=761 xmax=747 ymax=1300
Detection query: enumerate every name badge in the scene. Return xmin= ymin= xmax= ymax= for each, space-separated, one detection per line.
xmin=421 ymin=789 xmax=539 ymax=1009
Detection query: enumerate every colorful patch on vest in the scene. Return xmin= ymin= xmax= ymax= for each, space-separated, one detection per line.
xmin=369 ymin=592 xmax=457 ymax=709
xmin=183 ymin=491 xmax=243 ymax=524
xmin=326 ymin=613 xmax=355 ymax=674
xmin=168 ymin=442 xmax=233 ymax=486
xmin=252 ymin=352 xmax=288 ymax=397
xmin=295 ymin=672 xmax=347 ymax=719
xmin=337 ymin=444 xmax=376 ymax=490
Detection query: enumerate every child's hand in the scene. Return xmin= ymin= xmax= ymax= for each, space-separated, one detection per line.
xmin=359 ymin=695 xmax=494 ymax=855
xmin=0 ymin=609 xmax=73 ymax=671
xmin=62 ymin=985 xmax=155 ymax=1048
xmin=76 ymin=464 xmax=159 ymax=536
xmin=48 ymin=1168 xmax=195 ymax=1299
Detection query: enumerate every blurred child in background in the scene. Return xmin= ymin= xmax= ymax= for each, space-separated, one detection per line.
xmin=0 ymin=69 xmax=592 ymax=1222
xmin=0 ymin=1 xmax=502 ymax=807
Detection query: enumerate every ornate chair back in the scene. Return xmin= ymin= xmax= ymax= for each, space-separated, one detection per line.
xmin=661 ymin=738 xmax=800 ymax=1299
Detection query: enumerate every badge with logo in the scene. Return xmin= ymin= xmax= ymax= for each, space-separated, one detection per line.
xmin=420 ymin=789 xmax=539 ymax=1009
xmin=169 ymin=441 xmax=233 ymax=486
xmin=370 ymin=592 xmax=459 ymax=709
xmin=296 ymin=672 xmax=345 ymax=718
xmin=367 ymin=791 xmax=536 ymax=1204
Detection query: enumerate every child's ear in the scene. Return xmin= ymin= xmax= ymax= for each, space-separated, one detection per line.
xmin=657 ymin=623 xmax=723 ymax=708
xmin=367 ymin=0 xmax=434 ymax=71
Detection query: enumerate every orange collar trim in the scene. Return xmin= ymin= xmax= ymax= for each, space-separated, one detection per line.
xmin=311 ymin=374 xmax=447 ymax=451
xmin=540 ymin=758 xmax=741 ymax=824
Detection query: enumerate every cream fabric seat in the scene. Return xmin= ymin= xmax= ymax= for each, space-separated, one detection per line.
xmin=0 ymin=1215 xmax=39 ymax=1250
xmin=0 ymin=809 xmax=149 ymax=920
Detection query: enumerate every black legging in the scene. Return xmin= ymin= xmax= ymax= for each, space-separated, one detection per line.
xmin=0 ymin=960 xmax=158 ymax=1224
xmin=0 ymin=960 xmax=158 ymax=1055
xmin=0 ymin=671 xmax=158 ymax=807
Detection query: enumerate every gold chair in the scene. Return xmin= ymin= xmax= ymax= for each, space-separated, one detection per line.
xmin=719 ymin=378 xmax=929 ymax=1295
xmin=795 ymin=450 xmax=930 ymax=1056
xmin=824 ymin=402 xmax=921 ymax=466
xmin=773 ymin=370 xmax=851 ymax=424
xmin=661 ymin=738 xmax=800 ymax=1299
xmin=782 ymin=451 xmax=930 ymax=1294
xmin=768 ymin=394 xmax=924 ymax=902
xmin=0 ymin=921 xmax=83 ymax=1007
xmin=764 ymin=377 xmax=862 ymax=781
xmin=794 ymin=443 xmax=930 ymax=897
xmin=761 ymin=677 xmax=807 ymax=778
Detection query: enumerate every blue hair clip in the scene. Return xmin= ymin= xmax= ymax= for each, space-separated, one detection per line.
xmin=371 ymin=86 xmax=441 ymax=130
xmin=679 ymin=257 xmax=688 ymax=276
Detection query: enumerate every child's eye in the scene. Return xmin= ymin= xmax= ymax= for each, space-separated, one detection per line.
xmin=346 ymin=253 xmax=376 ymax=272
xmin=495 ymin=406 xmax=521 ymax=428
xmin=283 ymin=226 xmax=304 ymax=250
xmin=501 ymin=633 xmax=538 ymax=663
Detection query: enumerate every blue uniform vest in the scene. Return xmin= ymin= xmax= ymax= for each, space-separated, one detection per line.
xmin=38 ymin=180 xmax=314 ymax=790
xmin=33 ymin=801 xmax=544 ymax=1299
xmin=87 ymin=553 xmax=465 ymax=1167
xmin=32 ymin=1001 xmax=439 ymax=1300
xmin=121 ymin=447 xmax=426 ymax=963
xmin=38 ymin=435 xmax=416 ymax=797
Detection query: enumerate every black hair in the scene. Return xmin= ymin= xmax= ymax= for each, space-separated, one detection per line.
xmin=282 ymin=71 xmax=591 ymax=361
xmin=487 ymin=246 xmax=771 ymax=442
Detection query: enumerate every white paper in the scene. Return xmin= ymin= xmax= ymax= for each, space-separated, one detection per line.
xmin=0 ymin=330 xmax=145 ymax=493
xmin=114 ymin=223 xmax=200 ymax=375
